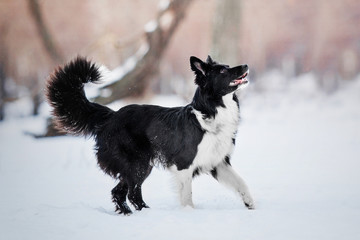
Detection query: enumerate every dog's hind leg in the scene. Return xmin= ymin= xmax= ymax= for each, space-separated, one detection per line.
xmin=128 ymin=183 xmax=149 ymax=211
xmin=112 ymin=178 xmax=132 ymax=215
xmin=127 ymin=164 xmax=153 ymax=211
xmin=211 ymin=162 xmax=255 ymax=209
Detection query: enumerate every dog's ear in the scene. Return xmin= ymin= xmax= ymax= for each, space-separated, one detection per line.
xmin=190 ymin=56 xmax=207 ymax=75
xmin=206 ymin=55 xmax=214 ymax=64
xmin=190 ymin=56 xmax=208 ymax=87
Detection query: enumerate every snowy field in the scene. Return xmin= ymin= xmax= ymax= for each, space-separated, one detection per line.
xmin=1 ymin=74 xmax=360 ymax=240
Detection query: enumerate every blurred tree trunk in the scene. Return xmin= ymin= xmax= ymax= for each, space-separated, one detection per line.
xmin=28 ymin=0 xmax=64 ymax=63
xmin=0 ymin=25 xmax=9 ymax=121
xmin=211 ymin=0 xmax=241 ymax=66
xmin=27 ymin=0 xmax=65 ymax=136
xmin=0 ymin=59 xmax=6 ymax=121
xmin=96 ymin=0 xmax=193 ymax=104
xmin=28 ymin=0 xmax=64 ymax=117
xmin=0 ymin=64 xmax=5 ymax=121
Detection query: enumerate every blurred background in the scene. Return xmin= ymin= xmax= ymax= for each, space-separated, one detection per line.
xmin=0 ymin=0 xmax=359 ymax=122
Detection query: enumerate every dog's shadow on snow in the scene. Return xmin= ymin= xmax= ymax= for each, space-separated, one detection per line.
xmin=92 ymin=206 xmax=119 ymax=216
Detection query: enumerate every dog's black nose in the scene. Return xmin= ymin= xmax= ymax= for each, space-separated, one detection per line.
xmin=243 ymin=64 xmax=248 ymax=69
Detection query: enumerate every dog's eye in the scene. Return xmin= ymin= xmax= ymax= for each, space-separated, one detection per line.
xmin=220 ymin=68 xmax=227 ymax=74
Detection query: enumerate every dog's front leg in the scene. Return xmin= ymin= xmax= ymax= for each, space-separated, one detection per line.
xmin=173 ymin=169 xmax=194 ymax=207
xmin=213 ymin=162 xmax=255 ymax=209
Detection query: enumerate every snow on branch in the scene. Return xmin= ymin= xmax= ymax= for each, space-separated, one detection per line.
xmin=95 ymin=0 xmax=193 ymax=104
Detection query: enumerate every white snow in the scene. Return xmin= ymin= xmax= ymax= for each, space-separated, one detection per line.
xmin=158 ymin=0 xmax=170 ymax=11
xmin=1 ymin=74 xmax=360 ymax=239
xmin=85 ymin=43 xmax=150 ymax=99
xmin=144 ymin=20 xmax=158 ymax=33
xmin=4 ymin=96 xmax=34 ymax=119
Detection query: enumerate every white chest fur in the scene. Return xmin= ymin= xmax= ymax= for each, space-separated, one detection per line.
xmin=191 ymin=93 xmax=240 ymax=171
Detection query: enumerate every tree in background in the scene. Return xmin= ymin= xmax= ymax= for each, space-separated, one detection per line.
xmin=2 ymin=0 xmax=358 ymax=123
xmin=0 ymin=25 xmax=9 ymax=121
xmin=27 ymin=0 xmax=193 ymax=136
xmin=96 ymin=0 xmax=193 ymax=104
xmin=28 ymin=0 xmax=65 ymax=117
xmin=28 ymin=0 xmax=64 ymax=64
xmin=211 ymin=0 xmax=241 ymax=66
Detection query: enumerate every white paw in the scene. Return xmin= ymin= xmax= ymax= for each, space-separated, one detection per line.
xmin=242 ymin=193 xmax=255 ymax=209
xmin=181 ymin=200 xmax=195 ymax=208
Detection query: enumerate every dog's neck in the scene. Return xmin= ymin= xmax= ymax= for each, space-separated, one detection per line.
xmin=191 ymin=87 xmax=239 ymax=119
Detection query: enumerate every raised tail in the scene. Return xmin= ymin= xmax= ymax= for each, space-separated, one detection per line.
xmin=46 ymin=57 xmax=114 ymax=137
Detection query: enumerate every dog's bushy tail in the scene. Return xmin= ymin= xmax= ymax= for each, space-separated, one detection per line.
xmin=46 ymin=57 xmax=114 ymax=137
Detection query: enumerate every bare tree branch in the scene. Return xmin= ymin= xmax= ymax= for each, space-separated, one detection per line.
xmin=96 ymin=0 xmax=193 ymax=104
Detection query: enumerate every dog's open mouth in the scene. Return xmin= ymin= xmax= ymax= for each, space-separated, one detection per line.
xmin=229 ymin=70 xmax=249 ymax=87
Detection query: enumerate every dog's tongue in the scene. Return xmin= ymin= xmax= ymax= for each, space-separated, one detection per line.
xmin=234 ymin=79 xmax=247 ymax=85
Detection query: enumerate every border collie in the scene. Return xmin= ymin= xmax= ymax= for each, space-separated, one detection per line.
xmin=46 ymin=55 xmax=254 ymax=215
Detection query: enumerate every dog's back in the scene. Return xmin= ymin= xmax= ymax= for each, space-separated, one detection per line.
xmin=95 ymin=104 xmax=203 ymax=176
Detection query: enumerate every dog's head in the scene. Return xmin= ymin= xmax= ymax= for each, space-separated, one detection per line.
xmin=190 ymin=55 xmax=249 ymax=96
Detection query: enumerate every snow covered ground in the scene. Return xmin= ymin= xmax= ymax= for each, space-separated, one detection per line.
xmin=1 ymin=74 xmax=360 ymax=240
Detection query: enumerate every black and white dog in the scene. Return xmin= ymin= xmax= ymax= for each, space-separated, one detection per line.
xmin=46 ymin=55 xmax=254 ymax=215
